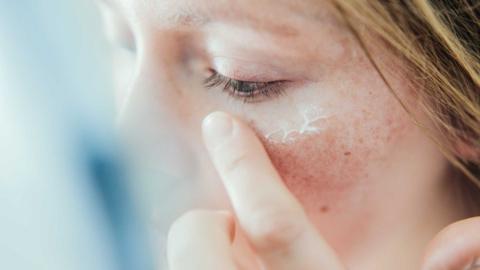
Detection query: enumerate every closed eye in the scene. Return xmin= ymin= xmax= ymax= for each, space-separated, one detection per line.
xmin=203 ymin=69 xmax=289 ymax=103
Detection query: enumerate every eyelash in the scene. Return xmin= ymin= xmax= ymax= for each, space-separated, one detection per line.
xmin=203 ymin=70 xmax=288 ymax=103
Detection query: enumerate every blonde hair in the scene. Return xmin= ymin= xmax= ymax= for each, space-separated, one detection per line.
xmin=333 ymin=1 xmax=480 ymax=212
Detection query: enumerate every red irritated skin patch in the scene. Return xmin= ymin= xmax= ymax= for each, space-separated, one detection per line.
xmin=251 ymin=47 xmax=449 ymax=263
xmin=260 ymin=106 xmax=410 ymax=249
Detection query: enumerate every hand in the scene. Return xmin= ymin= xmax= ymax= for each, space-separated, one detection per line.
xmin=422 ymin=217 xmax=480 ymax=270
xmin=166 ymin=111 xmax=480 ymax=270
xmin=166 ymin=111 xmax=345 ymax=270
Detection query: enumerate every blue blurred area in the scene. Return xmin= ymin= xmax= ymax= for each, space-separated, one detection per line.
xmin=0 ymin=1 xmax=153 ymax=269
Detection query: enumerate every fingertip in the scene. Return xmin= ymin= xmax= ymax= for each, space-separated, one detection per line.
xmin=421 ymin=217 xmax=480 ymax=270
xmin=202 ymin=111 xmax=234 ymax=150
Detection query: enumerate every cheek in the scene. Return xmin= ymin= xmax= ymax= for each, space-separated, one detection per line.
xmin=258 ymin=95 xmax=411 ymax=216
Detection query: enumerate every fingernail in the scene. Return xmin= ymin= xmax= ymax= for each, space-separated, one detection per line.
xmin=202 ymin=112 xmax=234 ymax=149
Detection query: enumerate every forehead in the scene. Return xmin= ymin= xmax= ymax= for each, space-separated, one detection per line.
xmin=104 ymin=0 xmax=339 ymax=33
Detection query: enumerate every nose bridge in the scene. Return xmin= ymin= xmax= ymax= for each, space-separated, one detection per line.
xmin=117 ymin=29 xmax=201 ymax=180
xmin=118 ymin=27 xmax=197 ymax=125
xmin=116 ymin=27 xmax=227 ymax=207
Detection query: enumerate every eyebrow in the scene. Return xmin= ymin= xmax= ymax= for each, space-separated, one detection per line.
xmin=174 ymin=11 xmax=301 ymax=37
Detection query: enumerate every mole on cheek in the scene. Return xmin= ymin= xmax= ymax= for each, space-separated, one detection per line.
xmin=320 ymin=205 xmax=329 ymax=213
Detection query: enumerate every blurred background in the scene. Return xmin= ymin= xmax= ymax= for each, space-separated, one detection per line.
xmin=0 ymin=1 xmax=154 ymax=269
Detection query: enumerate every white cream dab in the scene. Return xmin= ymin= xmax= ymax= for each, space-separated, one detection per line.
xmin=265 ymin=106 xmax=329 ymax=144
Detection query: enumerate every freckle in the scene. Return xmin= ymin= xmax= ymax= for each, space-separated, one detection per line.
xmin=344 ymin=151 xmax=351 ymax=156
xmin=320 ymin=205 xmax=329 ymax=213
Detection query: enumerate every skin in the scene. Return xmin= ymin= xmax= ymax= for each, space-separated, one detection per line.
xmin=97 ymin=0 xmax=480 ymax=269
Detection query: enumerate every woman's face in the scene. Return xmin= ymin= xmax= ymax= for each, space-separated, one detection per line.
xmin=100 ymin=0 xmax=453 ymax=258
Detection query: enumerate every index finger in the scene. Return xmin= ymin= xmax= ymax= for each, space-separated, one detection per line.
xmin=202 ymin=111 xmax=344 ymax=270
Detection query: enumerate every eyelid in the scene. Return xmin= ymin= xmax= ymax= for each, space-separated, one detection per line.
xmin=210 ymin=56 xmax=294 ymax=82
xmin=207 ymin=68 xmax=286 ymax=85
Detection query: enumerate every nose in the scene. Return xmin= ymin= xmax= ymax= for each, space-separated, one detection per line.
xmin=118 ymin=30 xmax=200 ymax=179
xmin=116 ymin=29 xmax=226 ymax=206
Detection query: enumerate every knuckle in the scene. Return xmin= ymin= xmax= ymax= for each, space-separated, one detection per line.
xmin=169 ymin=210 xmax=207 ymax=236
xmin=167 ymin=210 xmax=212 ymax=257
xmin=167 ymin=209 xmax=232 ymax=247
xmin=247 ymin=209 xmax=304 ymax=252
xmin=167 ymin=210 xmax=233 ymax=268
